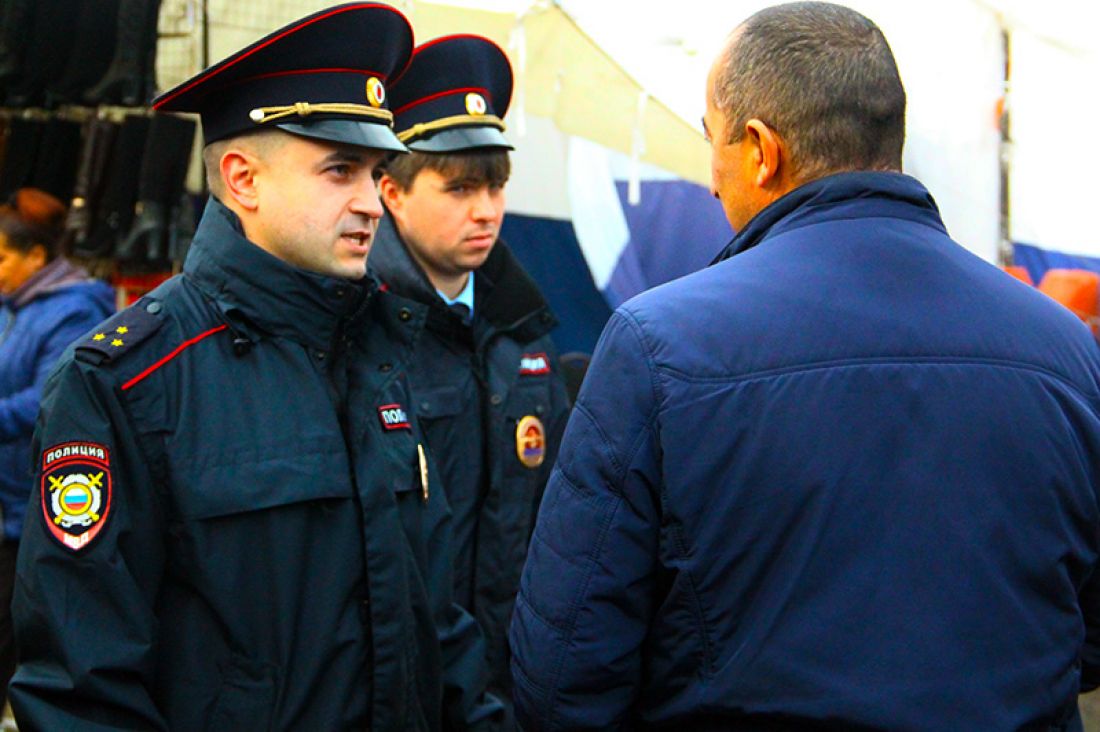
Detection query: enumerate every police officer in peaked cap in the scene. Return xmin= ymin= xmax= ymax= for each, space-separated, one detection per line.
xmin=370 ymin=34 xmax=571 ymax=723
xmin=10 ymin=6 xmax=503 ymax=730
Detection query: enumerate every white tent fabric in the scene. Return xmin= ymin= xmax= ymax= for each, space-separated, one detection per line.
xmin=1008 ymin=27 xmax=1100 ymax=258
xmin=156 ymin=0 xmax=1100 ymax=265
xmin=407 ymin=0 xmax=1006 ymax=261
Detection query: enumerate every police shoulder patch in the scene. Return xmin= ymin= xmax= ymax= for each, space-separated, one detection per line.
xmin=76 ymin=299 xmax=165 ymax=365
xmin=40 ymin=442 xmax=113 ymax=551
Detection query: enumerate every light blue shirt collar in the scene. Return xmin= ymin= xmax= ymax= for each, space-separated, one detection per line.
xmin=437 ymin=272 xmax=475 ymax=315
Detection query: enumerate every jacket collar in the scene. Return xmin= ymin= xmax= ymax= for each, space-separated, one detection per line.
xmin=183 ymin=197 xmax=371 ymax=350
xmin=370 ymin=213 xmax=556 ymax=341
xmin=713 ymin=171 xmax=945 ymax=264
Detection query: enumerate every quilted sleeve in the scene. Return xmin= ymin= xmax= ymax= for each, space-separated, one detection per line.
xmin=510 ymin=309 xmax=662 ymax=730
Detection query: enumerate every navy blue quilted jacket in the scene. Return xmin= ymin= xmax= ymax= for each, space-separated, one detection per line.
xmin=511 ymin=172 xmax=1100 ymax=731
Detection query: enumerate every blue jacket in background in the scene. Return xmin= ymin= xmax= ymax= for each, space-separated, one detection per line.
xmin=511 ymin=172 xmax=1100 ymax=730
xmin=0 ymin=269 xmax=114 ymax=540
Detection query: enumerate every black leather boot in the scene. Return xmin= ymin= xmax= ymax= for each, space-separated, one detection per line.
xmin=84 ymin=0 xmax=162 ymax=106
xmin=4 ymin=0 xmax=81 ymax=108
xmin=65 ymin=117 xmax=121 ymax=258
xmin=0 ymin=0 xmax=32 ymax=101
xmin=117 ymin=113 xmax=196 ymax=266
xmin=47 ymin=0 xmax=121 ymax=107
xmin=80 ymin=114 xmax=151 ymax=258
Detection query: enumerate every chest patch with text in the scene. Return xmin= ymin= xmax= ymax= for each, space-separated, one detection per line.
xmin=378 ymin=404 xmax=411 ymax=431
xmin=519 ymin=352 xmax=551 ymax=376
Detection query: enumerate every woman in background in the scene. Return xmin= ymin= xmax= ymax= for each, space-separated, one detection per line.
xmin=0 ymin=188 xmax=114 ymax=704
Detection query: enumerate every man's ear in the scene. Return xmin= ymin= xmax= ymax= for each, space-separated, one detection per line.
xmin=220 ymin=150 xmax=261 ymax=211
xmin=744 ymin=118 xmax=782 ymax=188
xmin=379 ymin=174 xmax=404 ymax=214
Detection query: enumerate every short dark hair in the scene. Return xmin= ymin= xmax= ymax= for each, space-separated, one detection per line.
xmin=0 ymin=188 xmax=66 ymax=261
xmin=383 ymin=148 xmax=511 ymax=191
xmin=714 ymin=1 xmax=906 ymax=181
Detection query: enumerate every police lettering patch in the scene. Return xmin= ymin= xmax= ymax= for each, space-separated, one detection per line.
xmin=515 ymin=415 xmax=546 ymax=469
xmin=378 ymin=404 xmax=411 ymax=431
xmin=519 ymin=352 xmax=551 ymax=376
xmin=40 ymin=442 xmax=112 ymax=551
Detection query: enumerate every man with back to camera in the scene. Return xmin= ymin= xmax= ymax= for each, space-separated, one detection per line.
xmin=9 ymin=6 xmax=503 ymax=730
xmin=510 ymin=2 xmax=1100 ymax=729
xmin=370 ymin=34 xmax=571 ymax=719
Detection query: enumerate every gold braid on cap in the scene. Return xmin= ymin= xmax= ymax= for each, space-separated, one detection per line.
xmin=248 ymin=102 xmax=394 ymax=126
xmin=397 ymin=114 xmax=506 ymax=142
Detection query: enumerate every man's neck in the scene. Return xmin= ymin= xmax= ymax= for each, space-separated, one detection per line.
xmin=436 ymin=272 xmax=475 ymax=311
xmin=429 ymin=271 xmax=470 ymax=301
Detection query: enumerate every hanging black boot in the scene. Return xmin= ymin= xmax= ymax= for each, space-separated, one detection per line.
xmin=0 ymin=0 xmax=32 ymax=102
xmin=116 ymin=113 xmax=195 ymax=266
xmin=47 ymin=0 xmax=121 ymax=107
xmin=64 ymin=116 xmax=121 ymax=258
xmin=84 ymin=0 xmax=162 ymax=107
xmin=80 ymin=114 xmax=151 ymax=258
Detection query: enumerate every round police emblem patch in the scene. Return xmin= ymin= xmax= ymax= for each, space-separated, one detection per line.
xmin=515 ymin=415 xmax=546 ymax=469
xmin=465 ymin=92 xmax=487 ymax=116
xmin=367 ymin=77 xmax=386 ymax=108
xmin=40 ymin=442 xmax=112 ymax=551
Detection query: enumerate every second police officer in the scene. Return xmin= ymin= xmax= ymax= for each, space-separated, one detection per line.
xmin=372 ymin=35 xmax=571 ymax=717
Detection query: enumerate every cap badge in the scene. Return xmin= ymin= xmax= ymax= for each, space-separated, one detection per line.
xmin=465 ymin=92 xmax=487 ymax=116
xmin=515 ymin=415 xmax=546 ymax=469
xmin=367 ymin=77 xmax=386 ymax=108
xmin=40 ymin=442 xmax=113 ymax=552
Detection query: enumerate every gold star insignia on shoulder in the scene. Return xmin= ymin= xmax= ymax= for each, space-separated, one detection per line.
xmin=92 ymin=333 xmax=106 ymax=341
xmin=110 ymin=339 xmax=124 ymax=347
xmin=116 ymin=326 xmax=129 ymax=334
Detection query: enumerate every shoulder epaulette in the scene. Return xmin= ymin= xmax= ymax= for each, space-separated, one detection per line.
xmin=75 ymin=299 xmax=165 ymax=366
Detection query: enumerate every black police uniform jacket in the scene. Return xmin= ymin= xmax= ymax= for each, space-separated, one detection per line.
xmin=10 ymin=199 xmax=502 ymax=731
xmin=370 ymin=216 xmax=571 ymax=704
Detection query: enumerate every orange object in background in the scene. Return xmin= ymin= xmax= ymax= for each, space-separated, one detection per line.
xmin=1003 ymin=265 xmax=1033 ymax=285
xmin=113 ymin=271 xmax=172 ymax=308
xmin=1037 ymin=268 xmax=1100 ymax=333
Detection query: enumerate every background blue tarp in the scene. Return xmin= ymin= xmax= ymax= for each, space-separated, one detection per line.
xmin=502 ymin=213 xmax=612 ymax=356
xmin=1014 ymin=242 xmax=1100 ymax=285
xmin=505 ymin=179 xmax=731 ymax=356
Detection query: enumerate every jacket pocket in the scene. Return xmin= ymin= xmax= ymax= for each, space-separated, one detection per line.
xmin=413 ymin=385 xmax=465 ymax=420
xmin=168 ymin=435 xmax=353 ymax=520
xmin=206 ymin=655 xmax=279 ymax=732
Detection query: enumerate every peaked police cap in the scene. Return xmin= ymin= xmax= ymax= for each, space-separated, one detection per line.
xmin=153 ymin=3 xmax=413 ymax=152
xmin=389 ymin=34 xmax=514 ymax=152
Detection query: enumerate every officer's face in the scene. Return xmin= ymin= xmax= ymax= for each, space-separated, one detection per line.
xmin=250 ymin=135 xmax=387 ymax=280
xmin=380 ymin=168 xmax=505 ymax=290
xmin=0 ymin=236 xmax=47 ymax=296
